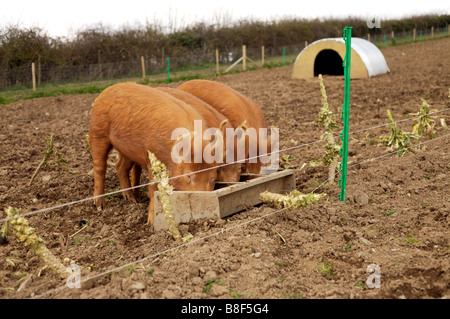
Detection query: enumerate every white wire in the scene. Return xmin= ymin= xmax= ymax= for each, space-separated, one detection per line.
xmin=1 ymin=107 xmax=449 ymax=224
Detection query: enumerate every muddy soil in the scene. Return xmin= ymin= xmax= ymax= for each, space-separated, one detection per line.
xmin=0 ymin=38 xmax=449 ymax=299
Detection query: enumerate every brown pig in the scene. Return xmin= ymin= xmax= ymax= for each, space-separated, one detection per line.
xmin=89 ymin=82 xmax=219 ymax=227
xmin=117 ymin=87 xmax=247 ymax=199
xmin=177 ymin=79 xmax=272 ymax=174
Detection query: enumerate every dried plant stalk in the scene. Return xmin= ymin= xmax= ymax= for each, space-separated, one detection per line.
xmin=28 ymin=135 xmax=67 ymax=186
xmin=318 ymin=75 xmax=338 ymax=131
xmin=29 ymin=135 xmax=54 ymax=186
xmin=147 ymin=151 xmax=181 ymax=241
xmin=410 ymin=99 xmax=437 ymax=139
xmin=378 ymin=109 xmax=416 ymax=157
xmin=260 ymin=190 xmax=326 ymax=209
xmin=321 ymin=131 xmax=341 ymax=184
xmin=4 ymin=207 xmax=67 ymax=278
xmin=312 ymin=75 xmax=341 ymax=184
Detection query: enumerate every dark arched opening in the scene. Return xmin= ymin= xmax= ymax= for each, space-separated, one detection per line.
xmin=314 ymin=49 xmax=344 ymax=76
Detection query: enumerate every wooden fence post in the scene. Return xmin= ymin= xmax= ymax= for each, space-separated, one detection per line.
xmin=141 ymin=56 xmax=146 ymax=81
xmin=215 ymin=49 xmax=219 ymax=73
xmin=305 ymin=40 xmax=308 ymax=47
xmin=242 ymin=45 xmax=247 ymax=71
xmin=431 ymin=26 xmax=434 ymax=38
xmin=367 ymin=33 xmax=370 ymax=42
xmin=413 ymin=28 xmax=416 ymax=41
xmin=391 ymin=30 xmax=394 ymax=39
xmin=261 ymin=45 xmax=265 ymax=67
xmin=37 ymin=54 xmax=41 ymax=86
xmin=31 ymin=62 xmax=36 ymax=92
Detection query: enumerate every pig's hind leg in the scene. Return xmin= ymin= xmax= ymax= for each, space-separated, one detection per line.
xmin=90 ymin=135 xmax=112 ymax=210
xmin=115 ymin=153 xmax=138 ymax=202
xmin=130 ymin=164 xmax=142 ymax=200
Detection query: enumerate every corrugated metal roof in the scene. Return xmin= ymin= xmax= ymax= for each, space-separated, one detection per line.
xmin=302 ymin=37 xmax=390 ymax=77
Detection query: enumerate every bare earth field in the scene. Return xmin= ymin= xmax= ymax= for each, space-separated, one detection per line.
xmin=0 ymin=37 xmax=449 ymax=300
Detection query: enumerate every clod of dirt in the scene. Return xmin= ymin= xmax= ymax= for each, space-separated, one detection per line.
xmin=379 ymin=181 xmax=388 ymax=191
xmin=204 ymin=270 xmax=217 ymax=281
xmin=352 ymin=190 xmax=369 ymax=206
xmin=130 ymin=282 xmax=146 ymax=291
xmin=100 ymin=224 xmax=111 ymax=235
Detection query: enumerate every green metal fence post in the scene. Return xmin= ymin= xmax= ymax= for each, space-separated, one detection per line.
xmin=384 ymin=34 xmax=387 ymax=47
xmin=339 ymin=26 xmax=352 ymax=202
xmin=420 ymin=30 xmax=423 ymax=41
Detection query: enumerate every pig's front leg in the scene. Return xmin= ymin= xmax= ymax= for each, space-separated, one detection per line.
xmin=130 ymin=163 xmax=142 ymax=200
xmin=147 ymin=175 xmax=158 ymax=228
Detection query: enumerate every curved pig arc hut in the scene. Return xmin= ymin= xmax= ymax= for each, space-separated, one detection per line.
xmin=292 ymin=37 xmax=390 ymax=79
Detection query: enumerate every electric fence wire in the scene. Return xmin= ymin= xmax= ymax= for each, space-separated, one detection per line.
xmin=31 ymin=131 xmax=450 ymax=299
xmin=1 ymin=107 xmax=449 ymax=224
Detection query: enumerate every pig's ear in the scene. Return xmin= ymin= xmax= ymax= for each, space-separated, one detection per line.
xmin=219 ymin=119 xmax=228 ymax=135
xmin=219 ymin=119 xmax=228 ymax=159
xmin=234 ymin=122 xmax=250 ymax=160
xmin=235 ymin=120 xmax=248 ymax=142
xmin=237 ymin=120 xmax=248 ymax=130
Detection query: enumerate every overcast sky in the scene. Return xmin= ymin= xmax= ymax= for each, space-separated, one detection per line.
xmin=1 ymin=0 xmax=449 ymax=37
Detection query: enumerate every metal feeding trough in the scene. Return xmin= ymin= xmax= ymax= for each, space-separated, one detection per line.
xmin=153 ymin=169 xmax=295 ymax=231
